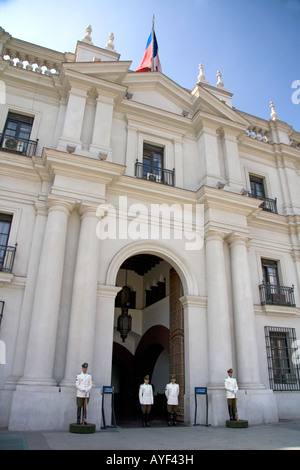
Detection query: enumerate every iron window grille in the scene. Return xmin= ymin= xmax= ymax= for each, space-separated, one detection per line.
xmin=265 ymin=326 xmax=300 ymax=391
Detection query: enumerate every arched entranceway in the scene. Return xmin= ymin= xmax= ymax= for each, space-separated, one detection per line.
xmin=112 ymin=324 xmax=170 ymax=423
xmin=111 ymin=252 xmax=185 ymax=426
xmin=105 ymin=241 xmax=200 ymax=426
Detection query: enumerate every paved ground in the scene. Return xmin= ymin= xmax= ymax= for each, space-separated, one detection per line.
xmin=1 ymin=419 xmax=300 ymax=451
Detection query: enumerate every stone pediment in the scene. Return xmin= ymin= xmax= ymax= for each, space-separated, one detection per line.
xmin=122 ymin=72 xmax=250 ymax=128
xmin=191 ymin=82 xmax=250 ymax=127
xmin=61 ymin=59 xmax=249 ymax=129
xmin=61 ymin=60 xmax=132 ymax=85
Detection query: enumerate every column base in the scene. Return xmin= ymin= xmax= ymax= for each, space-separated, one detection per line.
xmin=6 ymin=385 xmax=101 ymax=431
xmin=207 ymin=387 xmax=279 ymax=426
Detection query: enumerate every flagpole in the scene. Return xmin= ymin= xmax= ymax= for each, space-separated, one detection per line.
xmin=151 ymin=14 xmax=154 ymax=72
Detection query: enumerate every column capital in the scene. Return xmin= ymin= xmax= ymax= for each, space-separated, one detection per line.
xmin=46 ymin=195 xmax=74 ymax=214
xmin=34 ymin=200 xmax=48 ymax=216
xmin=97 ymin=284 xmax=122 ymax=299
xmin=204 ymin=229 xmax=227 ymax=242
xmin=78 ymin=202 xmax=100 ymax=218
xmin=179 ymin=295 xmax=207 ymax=309
xmin=225 ymin=232 xmax=251 ymax=247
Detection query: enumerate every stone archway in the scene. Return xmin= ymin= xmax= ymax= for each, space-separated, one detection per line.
xmin=106 ymin=240 xmax=199 ymax=297
xmin=107 ymin=241 xmax=193 ymax=425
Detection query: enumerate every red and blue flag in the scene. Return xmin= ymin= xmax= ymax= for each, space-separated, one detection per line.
xmin=136 ymin=27 xmax=162 ymax=72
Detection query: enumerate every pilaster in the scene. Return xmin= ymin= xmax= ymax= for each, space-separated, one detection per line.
xmin=205 ymin=230 xmax=233 ymax=387
xmin=62 ymin=203 xmax=101 ymax=386
xmin=20 ymin=197 xmax=74 ymax=386
xmin=226 ymin=232 xmax=264 ymax=388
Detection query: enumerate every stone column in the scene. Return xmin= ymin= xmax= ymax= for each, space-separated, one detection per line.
xmin=58 ymin=84 xmax=89 ymax=151
xmin=205 ymin=230 xmax=233 ymax=387
xmin=226 ymin=233 xmax=263 ymax=387
xmin=62 ymin=204 xmax=101 ymax=385
xmin=125 ymin=124 xmax=137 ymax=176
xmin=173 ymin=139 xmax=183 ymax=187
xmin=93 ymin=284 xmax=121 ymax=427
xmin=21 ymin=197 xmax=73 ymax=385
xmin=180 ymin=295 xmax=208 ymax=424
xmin=8 ymin=201 xmax=48 ymax=384
xmin=219 ymin=128 xmax=244 ymax=190
xmin=197 ymin=121 xmax=222 ymax=187
xmin=93 ymin=285 xmax=121 ymax=386
xmin=89 ymin=93 xmax=114 ymax=158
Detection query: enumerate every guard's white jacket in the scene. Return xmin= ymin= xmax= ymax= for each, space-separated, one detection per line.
xmin=224 ymin=376 xmax=238 ymax=399
xmin=165 ymin=383 xmax=179 ymax=405
xmin=139 ymin=383 xmax=154 ymax=405
xmin=76 ymin=372 xmax=92 ymax=398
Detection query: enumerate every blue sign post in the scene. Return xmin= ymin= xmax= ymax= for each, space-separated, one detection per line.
xmin=101 ymin=386 xmax=117 ymax=429
xmin=194 ymin=387 xmax=210 ymax=427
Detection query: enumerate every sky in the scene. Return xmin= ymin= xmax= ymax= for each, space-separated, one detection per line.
xmin=0 ymin=0 xmax=299 ymax=130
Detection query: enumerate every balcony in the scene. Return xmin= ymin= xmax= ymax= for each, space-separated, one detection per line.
xmin=135 ymin=160 xmax=175 ymax=186
xmin=259 ymin=283 xmax=296 ymax=307
xmin=0 ymin=244 xmax=17 ymax=273
xmin=250 ymin=194 xmax=278 ymax=213
xmin=0 ymin=134 xmax=38 ymax=157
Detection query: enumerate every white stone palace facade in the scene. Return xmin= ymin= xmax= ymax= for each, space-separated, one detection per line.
xmin=0 ymin=25 xmax=300 ymax=430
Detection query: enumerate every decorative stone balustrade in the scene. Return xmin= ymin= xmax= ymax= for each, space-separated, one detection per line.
xmin=290 ymin=140 xmax=300 ymax=149
xmin=246 ymin=127 xmax=270 ymax=143
xmin=2 ymin=51 xmax=59 ymax=76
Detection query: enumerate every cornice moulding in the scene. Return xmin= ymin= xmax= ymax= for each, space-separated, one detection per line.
xmin=40 ymin=147 xmax=126 ymax=184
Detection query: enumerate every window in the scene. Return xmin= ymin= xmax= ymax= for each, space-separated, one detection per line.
xmin=0 ymin=214 xmax=16 ymax=273
xmin=262 ymin=259 xmax=279 ymax=286
xmin=249 ymin=175 xmax=277 ymax=213
xmin=135 ymin=142 xmax=175 ymax=185
xmin=0 ymin=112 xmax=37 ymax=156
xmin=259 ymin=259 xmax=295 ymax=307
xmin=250 ymin=175 xmax=265 ymax=199
xmin=143 ymin=143 xmax=164 ymax=182
xmin=4 ymin=112 xmax=33 ymax=141
xmin=0 ymin=214 xmax=12 ymax=250
xmin=265 ymin=326 xmax=300 ymax=391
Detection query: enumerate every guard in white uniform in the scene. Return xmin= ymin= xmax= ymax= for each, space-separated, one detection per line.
xmin=165 ymin=375 xmax=179 ymax=426
xmin=76 ymin=362 xmax=92 ymax=425
xmin=224 ymin=368 xmax=238 ymax=421
xmin=139 ymin=375 xmax=154 ymax=427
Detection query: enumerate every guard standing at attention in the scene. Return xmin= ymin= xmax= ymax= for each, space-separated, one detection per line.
xmin=139 ymin=374 xmax=154 ymax=427
xmin=224 ymin=368 xmax=238 ymax=421
xmin=165 ymin=374 xmax=180 ymax=426
xmin=76 ymin=362 xmax=92 ymax=425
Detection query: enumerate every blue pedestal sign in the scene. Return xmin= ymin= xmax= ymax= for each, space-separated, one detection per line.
xmin=194 ymin=387 xmax=210 ymax=427
xmin=101 ymin=386 xmax=117 ymax=429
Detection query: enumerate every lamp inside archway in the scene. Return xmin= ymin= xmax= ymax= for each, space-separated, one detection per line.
xmin=117 ymin=284 xmax=132 ymax=342
xmin=117 ymin=305 xmax=132 ymax=342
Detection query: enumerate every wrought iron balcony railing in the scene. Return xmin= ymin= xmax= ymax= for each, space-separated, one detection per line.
xmin=135 ymin=160 xmax=175 ymax=186
xmin=0 ymin=134 xmax=38 ymax=157
xmin=259 ymin=283 xmax=296 ymax=307
xmin=250 ymin=194 xmax=278 ymax=213
xmin=0 ymin=244 xmax=17 ymax=273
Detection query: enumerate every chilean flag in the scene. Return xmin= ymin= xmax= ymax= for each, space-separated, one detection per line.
xmin=136 ymin=28 xmax=162 ymax=72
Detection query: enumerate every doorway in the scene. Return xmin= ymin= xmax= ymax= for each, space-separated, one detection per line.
xmin=111 ymin=254 xmax=184 ymax=426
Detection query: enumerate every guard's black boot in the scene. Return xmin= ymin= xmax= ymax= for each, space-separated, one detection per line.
xmin=228 ymin=404 xmax=233 ymax=421
xmin=145 ymin=414 xmax=150 ymax=427
xmin=77 ymin=407 xmax=81 ymax=425
xmin=167 ymin=413 xmax=172 ymax=426
xmin=142 ymin=414 xmax=146 ymax=427
xmin=173 ymin=413 xmax=177 ymax=426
